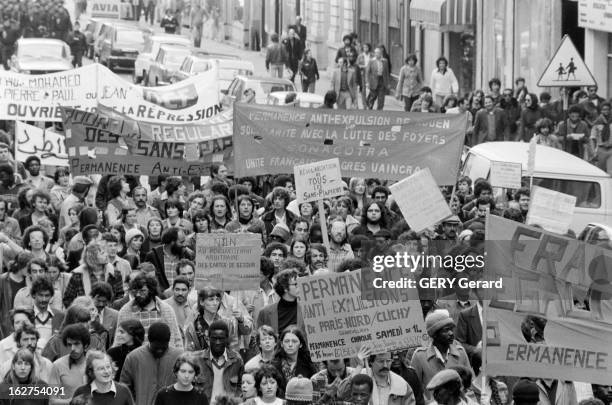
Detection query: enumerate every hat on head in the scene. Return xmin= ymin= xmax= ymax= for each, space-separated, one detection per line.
xmin=285 ymin=376 xmax=313 ymax=402
xmin=425 ymin=309 xmax=455 ymax=337
xmin=443 ymin=215 xmax=461 ymax=224
xmin=270 ymin=223 xmax=291 ymax=243
xmin=148 ymin=322 xmax=171 ymax=343
xmin=426 ymin=369 xmax=461 ymax=391
xmin=125 ymin=228 xmax=144 ymax=245
xmin=512 ymin=379 xmax=539 ymax=402
xmin=467 ymin=221 xmax=485 ymax=232
xmin=73 ymin=176 xmax=93 ymax=186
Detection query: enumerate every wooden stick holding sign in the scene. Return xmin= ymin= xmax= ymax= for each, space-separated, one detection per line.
xmin=294 ymin=158 xmax=344 ymax=255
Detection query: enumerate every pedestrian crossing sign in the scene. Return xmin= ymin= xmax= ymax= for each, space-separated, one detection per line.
xmin=537 ymin=35 xmax=596 ymax=87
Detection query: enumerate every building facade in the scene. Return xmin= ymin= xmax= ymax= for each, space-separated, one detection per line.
xmin=579 ymin=0 xmax=612 ymax=98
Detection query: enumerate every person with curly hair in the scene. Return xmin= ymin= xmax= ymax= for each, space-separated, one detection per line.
xmin=153 ymin=353 xmax=209 ymax=405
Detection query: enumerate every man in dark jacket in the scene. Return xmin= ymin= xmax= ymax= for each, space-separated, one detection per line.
xmin=265 ymin=33 xmax=285 ymax=78
xmin=144 ymin=227 xmax=194 ymax=291
xmin=289 ymin=16 xmax=307 ymax=43
xmin=261 ymin=187 xmax=297 ymax=237
xmin=67 ymin=21 xmax=87 ymax=67
xmin=282 ymin=28 xmax=303 ymax=83
xmin=0 ymin=19 xmax=19 ymax=69
xmin=472 ymin=95 xmax=509 ymax=145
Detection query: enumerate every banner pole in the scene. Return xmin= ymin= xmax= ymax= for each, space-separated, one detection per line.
xmin=317 ymin=199 xmax=330 ymax=254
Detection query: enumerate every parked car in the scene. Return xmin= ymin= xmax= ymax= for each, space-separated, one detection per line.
xmin=92 ymin=20 xmax=134 ymax=60
xmin=98 ymin=23 xmax=147 ymax=71
xmin=267 ymin=91 xmax=324 ymax=108
xmin=170 ymin=56 xmax=254 ymax=88
xmin=221 ymin=76 xmax=296 ymax=108
xmin=147 ymin=44 xmax=192 ymax=86
xmin=578 ymin=223 xmax=612 ymax=250
xmin=133 ymin=34 xmax=191 ymax=84
xmin=83 ymin=18 xmax=116 ymax=59
xmin=11 ymin=38 xmax=72 ymax=74
xmin=461 ymin=142 xmax=612 ymax=233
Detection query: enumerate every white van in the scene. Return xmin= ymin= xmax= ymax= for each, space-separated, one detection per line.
xmin=461 ymin=141 xmax=612 ymax=232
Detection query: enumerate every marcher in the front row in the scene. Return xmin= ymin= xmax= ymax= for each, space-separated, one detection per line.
xmin=245 ymin=325 xmax=278 ymax=373
xmin=242 ymin=364 xmax=285 ymax=405
xmin=72 ymin=350 xmax=134 ymax=405
xmin=120 ymin=322 xmax=182 ymax=405
xmin=153 ymin=353 xmax=210 ymax=405
xmin=4 ymin=348 xmax=49 ymax=404
xmin=0 ymin=323 xmax=53 ymax=382
xmin=425 ymin=369 xmax=472 ymax=405
xmin=48 ymin=323 xmax=90 ymax=405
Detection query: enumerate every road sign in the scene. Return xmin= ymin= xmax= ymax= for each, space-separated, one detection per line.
xmin=537 ymin=35 xmax=596 ymax=87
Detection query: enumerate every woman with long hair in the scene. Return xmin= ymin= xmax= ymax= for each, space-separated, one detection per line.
xmin=518 ymin=93 xmax=543 ymax=142
xmin=185 ymin=209 xmax=210 ymax=253
xmin=242 ymin=365 xmax=285 ymax=405
xmin=298 ymin=49 xmax=319 ymax=93
xmin=272 ymin=326 xmax=317 ymax=387
xmin=288 ymin=239 xmax=308 ymax=264
xmin=107 ymin=319 xmax=145 ymax=381
xmin=396 ymin=54 xmax=423 ymax=112
xmin=333 ymin=197 xmax=360 ymax=234
xmin=162 ymin=200 xmax=193 ymax=234
xmin=109 ymin=224 xmax=127 ymax=257
xmin=144 ymin=218 xmax=164 ymax=251
xmin=105 ymin=176 xmax=133 ymax=227
xmin=348 ymin=177 xmax=366 ymax=218
xmin=3 ymin=348 xmax=49 ymax=404
xmin=532 ymin=118 xmax=561 ymax=149
xmin=153 ymin=353 xmax=208 ymax=404
xmin=468 ymin=90 xmax=484 ymax=117
xmin=209 ymin=195 xmax=232 ymax=232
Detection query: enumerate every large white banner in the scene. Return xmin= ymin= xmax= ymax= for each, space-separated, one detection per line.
xmin=15 ymin=122 xmax=68 ymax=166
xmin=0 ymin=64 xmax=221 ymax=122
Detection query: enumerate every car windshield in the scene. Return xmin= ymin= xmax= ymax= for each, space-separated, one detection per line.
xmin=192 ymin=60 xmax=212 ymax=73
xmin=219 ymin=68 xmax=252 ymax=81
xmin=116 ymin=29 xmax=144 ymax=46
xmin=165 ymin=49 xmax=191 ymax=64
xmin=528 ymin=177 xmax=602 ymax=208
xmin=19 ymin=43 xmax=66 ymax=59
xmin=249 ymin=81 xmax=294 ymax=95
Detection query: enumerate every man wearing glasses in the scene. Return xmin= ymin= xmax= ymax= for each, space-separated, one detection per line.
xmin=256 ymin=269 xmax=304 ymax=334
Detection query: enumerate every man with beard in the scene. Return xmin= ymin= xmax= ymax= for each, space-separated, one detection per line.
xmin=410 ymin=310 xmax=470 ymax=402
xmin=145 ymin=227 xmax=194 ymax=291
xmin=193 ymin=320 xmax=244 ymax=401
xmin=90 ymin=281 xmax=119 ymax=345
xmin=48 ymin=323 xmax=90 ymax=403
xmin=0 ymin=323 xmax=53 ymax=382
xmin=256 ymin=268 xmax=305 ymax=333
xmin=306 ymin=243 xmax=329 ymax=274
xmin=23 ymin=156 xmax=54 ymax=192
xmin=28 ymin=276 xmax=65 ymax=350
xmin=114 ymin=272 xmax=183 ymax=350
xmin=434 ymin=216 xmax=461 ymax=242
xmin=121 ymin=322 xmax=182 ymax=405
xmin=163 ymin=275 xmax=194 ymax=331
xmin=311 ymin=358 xmax=355 ymax=403
xmin=163 ymin=259 xmax=198 ymax=307
xmin=133 ymin=186 xmax=160 ymax=230
xmin=327 ymin=220 xmax=354 ymax=272
xmin=462 ymin=197 xmax=495 ymax=230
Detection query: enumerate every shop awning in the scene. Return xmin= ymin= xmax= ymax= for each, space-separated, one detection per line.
xmin=410 ymin=0 xmax=476 ymax=32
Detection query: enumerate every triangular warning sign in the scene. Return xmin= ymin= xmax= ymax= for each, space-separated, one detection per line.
xmin=537 ymin=35 xmax=596 ymax=87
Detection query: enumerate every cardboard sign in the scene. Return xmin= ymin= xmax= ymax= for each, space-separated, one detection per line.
xmin=294 ymin=158 xmax=343 ymax=204
xmin=15 ymin=122 xmax=68 ymax=166
xmin=194 ymin=233 xmax=261 ymax=290
xmin=389 ymin=168 xmax=452 ymax=232
xmin=0 ymin=64 xmax=221 ymax=122
xmin=490 ymin=161 xmax=522 ymax=189
xmin=91 ymin=0 xmax=121 ymax=18
xmin=485 ymin=216 xmax=612 ymax=384
xmin=233 ymin=104 xmax=467 ymax=184
xmin=526 ymin=185 xmax=576 ymax=235
xmin=298 ymin=270 xmax=427 ymax=362
xmin=527 ymin=137 xmax=536 ymax=178
xmin=61 ymin=107 xmax=215 ymax=176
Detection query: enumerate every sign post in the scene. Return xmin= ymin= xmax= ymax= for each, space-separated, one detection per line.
xmin=294 ymin=158 xmax=344 ymax=253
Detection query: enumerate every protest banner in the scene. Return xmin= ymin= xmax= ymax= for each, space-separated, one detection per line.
xmin=91 ymin=0 xmax=121 ymax=18
xmin=526 ymin=185 xmax=576 ymax=234
xmin=15 ymin=121 xmax=68 ymax=166
xmin=0 ymin=64 xmax=221 ymax=122
xmin=194 ymin=233 xmax=261 ymax=290
xmin=484 ymin=216 xmax=612 ymax=384
xmin=489 ymin=161 xmax=522 ymax=189
xmin=61 ymin=107 xmax=214 ymax=176
xmin=298 ymin=270 xmax=427 ymax=362
xmin=95 ymin=104 xmax=234 ymax=169
xmin=233 ymin=104 xmax=467 ymax=184
xmin=389 ymin=168 xmax=452 ymax=232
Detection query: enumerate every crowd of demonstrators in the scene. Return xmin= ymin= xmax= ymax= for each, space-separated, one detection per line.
xmin=0 ymin=137 xmax=611 ymax=405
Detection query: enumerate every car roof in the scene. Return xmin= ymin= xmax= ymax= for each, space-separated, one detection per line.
xmin=468 ymin=141 xmax=611 ymax=178
xmin=17 ymin=38 xmax=67 ymax=47
xmin=216 ymin=59 xmax=255 ymax=70
xmin=235 ymin=75 xmax=293 ymax=84
xmin=268 ymin=91 xmax=323 ymax=103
